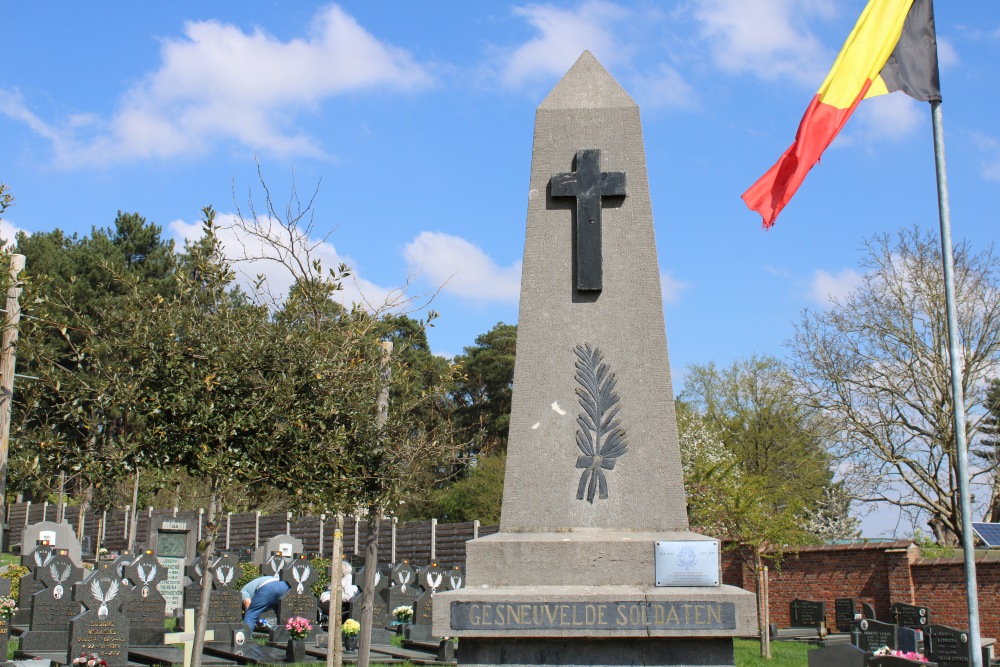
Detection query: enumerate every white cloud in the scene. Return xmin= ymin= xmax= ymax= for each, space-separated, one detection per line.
xmin=0 ymin=218 xmax=29 ymax=249
xmin=168 ymin=212 xmax=395 ymax=309
xmin=660 ymin=270 xmax=692 ymax=305
xmin=936 ymin=37 xmax=959 ymax=69
xmin=691 ymin=0 xmax=834 ymax=87
xmin=3 ymin=5 xmax=433 ymax=167
xmin=631 ymin=63 xmax=699 ymax=111
xmin=809 ymin=267 xmax=862 ymax=305
xmin=500 ymin=1 xmax=628 ymax=89
xmin=971 ymin=132 xmax=1000 ymax=183
xmin=403 ymin=231 xmax=521 ymax=303
xmin=854 ymin=92 xmax=923 ymax=142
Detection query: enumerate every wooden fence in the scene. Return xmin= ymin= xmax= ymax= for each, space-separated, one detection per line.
xmin=5 ymin=501 xmax=496 ymax=569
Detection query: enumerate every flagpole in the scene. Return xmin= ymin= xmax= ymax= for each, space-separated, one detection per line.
xmin=930 ymin=98 xmax=983 ymax=667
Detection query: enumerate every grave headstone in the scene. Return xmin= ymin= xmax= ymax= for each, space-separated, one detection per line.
xmin=387 ymin=560 xmax=420 ymax=612
xmin=836 ymin=597 xmax=858 ymax=632
xmin=22 ymin=521 xmax=83 ymax=566
xmin=122 ymin=551 xmax=168 ymax=645
xmin=350 ymin=566 xmax=389 ymax=630
xmin=69 ymin=562 xmax=131 ymax=667
xmin=857 ymin=619 xmax=899 ymax=652
xmin=149 ymin=517 xmax=195 ymax=615
xmin=20 ymin=549 xmax=84 ymax=652
xmin=892 ymin=602 xmax=930 ymax=630
xmin=790 ymin=598 xmax=827 ymax=628
xmin=408 ymin=589 xmax=436 ymax=642
xmin=205 ymin=552 xmax=244 ymax=637
xmin=897 ymin=626 xmax=919 ymax=654
xmin=274 ymin=554 xmax=317 ymax=641
xmin=417 ymin=563 xmax=447 ymax=594
xmin=926 ymin=625 xmax=974 ymax=667
xmin=807 ymin=643 xmax=867 ymax=667
xmin=0 ymin=578 xmax=11 ymax=660
xmin=15 ymin=541 xmax=55 ymax=625
xmin=253 ymin=534 xmax=301 ymax=567
xmin=443 ymin=566 xmax=464 ymax=591
xmin=863 ymin=602 xmax=877 ymax=620
xmin=182 ymin=557 xmax=212 ymax=611
xmin=431 ymin=51 xmax=756 ymax=667
xmin=261 ymin=551 xmax=288 ymax=577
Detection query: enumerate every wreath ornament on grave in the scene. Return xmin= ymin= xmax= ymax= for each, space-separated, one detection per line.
xmin=50 ymin=563 xmax=72 ymax=599
xmin=292 ymin=564 xmax=311 ymax=595
xmin=91 ymin=578 xmax=119 ymax=619
xmin=573 ymin=344 xmax=629 ymax=503
xmin=136 ymin=563 xmax=158 ymax=598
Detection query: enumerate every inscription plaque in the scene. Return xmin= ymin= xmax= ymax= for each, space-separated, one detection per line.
xmin=835 ymin=597 xmax=858 ymax=632
xmin=654 ymin=540 xmax=720 ymax=587
xmin=450 ymin=601 xmax=735 ymax=631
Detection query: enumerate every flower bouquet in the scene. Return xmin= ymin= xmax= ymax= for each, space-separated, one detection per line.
xmin=392 ymin=605 xmax=413 ymax=623
xmin=341 ymin=618 xmax=361 ymax=651
xmin=0 ymin=596 xmax=17 ymax=622
xmin=341 ymin=619 xmax=360 ymax=637
xmin=71 ymin=653 xmax=108 ymax=667
xmin=285 ymin=616 xmax=313 ymax=640
xmin=872 ymin=647 xmax=929 ymax=662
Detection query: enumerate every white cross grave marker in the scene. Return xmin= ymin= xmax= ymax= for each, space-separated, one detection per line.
xmin=164 ymin=609 xmax=215 ymax=667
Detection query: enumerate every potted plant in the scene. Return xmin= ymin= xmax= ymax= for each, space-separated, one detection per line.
xmin=341 ymin=618 xmax=360 ymax=652
xmin=284 ymin=616 xmax=313 ymax=663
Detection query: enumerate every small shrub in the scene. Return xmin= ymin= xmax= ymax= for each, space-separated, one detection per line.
xmin=1 ymin=565 xmax=29 ymax=600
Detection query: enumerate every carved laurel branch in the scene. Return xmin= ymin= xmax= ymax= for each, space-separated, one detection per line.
xmin=573 ymin=344 xmax=628 ymax=503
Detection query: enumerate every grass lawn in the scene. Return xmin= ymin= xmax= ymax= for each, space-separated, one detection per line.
xmin=735 ymin=638 xmax=816 ymax=667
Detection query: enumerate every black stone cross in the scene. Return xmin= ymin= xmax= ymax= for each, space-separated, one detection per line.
xmin=550 ymin=149 xmax=626 ymax=291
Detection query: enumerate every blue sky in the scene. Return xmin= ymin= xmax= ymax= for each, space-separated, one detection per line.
xmin=2 ymin=2 xmax=999 ymax=537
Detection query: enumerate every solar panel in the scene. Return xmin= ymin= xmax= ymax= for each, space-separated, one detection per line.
xmin=972 ymin=522 xmax=1000 ymax=547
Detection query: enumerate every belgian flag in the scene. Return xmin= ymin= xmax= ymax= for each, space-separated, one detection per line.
xmin=743 ymin=0 xmax=941 ymax=229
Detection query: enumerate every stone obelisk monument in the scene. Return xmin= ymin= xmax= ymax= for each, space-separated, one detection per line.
xmin=433 ymin=51 xmax=756 ymax=666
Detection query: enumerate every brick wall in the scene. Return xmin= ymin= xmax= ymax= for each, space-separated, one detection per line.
xmin=720 ymin=542 xmax=1000 ymax=639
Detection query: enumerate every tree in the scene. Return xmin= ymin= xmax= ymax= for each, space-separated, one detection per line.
xmin=975 ymin=378 xmax=1000 ymax=522
xmin=680 ymin=355 xmax=839 ymax=533
xmin=676 ymin=404 xmax=807 ymax=658
xmin=788 ymin=227 xmax=1000 ymax=544
xmin=449 ymin=322 xmax=516 ymax=459
xmin=429 ymin=453 xmax=506 ymax=524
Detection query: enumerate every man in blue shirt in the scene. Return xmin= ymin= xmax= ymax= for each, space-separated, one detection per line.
xmin=241 ymin=574 xmax=290 ymax=631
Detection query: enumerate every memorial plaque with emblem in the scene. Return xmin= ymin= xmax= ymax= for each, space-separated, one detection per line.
xmin=891 ymin=602 xmax=930 ymax=629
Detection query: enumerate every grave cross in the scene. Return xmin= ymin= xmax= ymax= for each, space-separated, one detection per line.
xmin=550 ymin=149 xmax=626 ymax=291
xmin=164 ymin=610 xmax=215 ymax=667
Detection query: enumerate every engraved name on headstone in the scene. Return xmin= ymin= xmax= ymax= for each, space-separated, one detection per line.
xmin=275 ymin=554 xmax=317 ymax=638
xmin=790 ymin=598 xmax=827 ymax=628
xmin=836 ymin=598 xmax=858 ymax=633
xmin=891 ymin=602 xmax=930 ymax=629
xmin=123 ymin=551 xmax=168 ymax=645
xmin=856 ymin=619 xmax=899 ymax=652
xmin=926 ymin=625 xmax=973 ymax=667
xmin=69 ymin=562 xmax=131 ymax=667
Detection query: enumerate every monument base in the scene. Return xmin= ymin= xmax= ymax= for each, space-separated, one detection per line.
xmin=459 ymin=637 xmax=735 ymax=667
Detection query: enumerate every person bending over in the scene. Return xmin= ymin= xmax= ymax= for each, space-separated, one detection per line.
xmin=241 ymin=574 xmax=290 ymax=631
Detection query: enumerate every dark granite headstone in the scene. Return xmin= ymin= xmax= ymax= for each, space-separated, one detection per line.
xmin=897 ymin=626 xmax=919 ymax=654
xmin=261 ymin=551 xmax=288 ymax=577
xmin=857 ymin=619 xmax=899 ymax=652
xmin=862 ymin=602 xmax=877 ymax=620
xmin=0 ymin=578 xmax=11 ymax=660
xmin=807 ymin=643 xmax=867 ymax=667
xmin=20 ymin=549 xmax=84 ymax=652
xmin=892 ymin=602 xmax=930 ymax=629
xmin=350 ymin=566 xmax=389 ymax=628
xmin=182 ymin=557 xmax=213 ymax=610
xmin=408 ymin=589 xmax=435 ymax=642
xmin=69 ymin=562 xmax=131 ymax=667
xmin=206 ymin=553 xmax=244 ymax=636
xmin=443 ymin=566 xmax=465 ymax=591
xmin=926 ymin=625 xmax=972 ymax=667
xmin=390 ymin=561 xmax=418 ymax=596
xmin=836 ymin=597 xmax=858 ymax=632
xmin=416 ymin=563 xmax=447 ymax=594
xmin=790 ymin=598 xmax=827 ymax=628
xmin=15 ymin=542 xmax=55 ymax=624
xmin=274 ymin=554 xmax=317 ymax=641
xmin=122 ymin=551 xmax=168 ymax=645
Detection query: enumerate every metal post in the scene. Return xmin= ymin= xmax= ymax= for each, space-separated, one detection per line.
xmin=931 ymin=99 xmax=982 ymax=667
xmin=0 ymin=254 xmax=25 ymax=512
